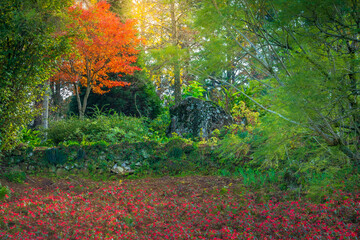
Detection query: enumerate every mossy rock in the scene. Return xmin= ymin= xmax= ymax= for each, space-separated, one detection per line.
xmin=167 ymin=97 xmax=233 ymax=139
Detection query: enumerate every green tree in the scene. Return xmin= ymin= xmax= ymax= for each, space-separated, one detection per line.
xmin=132 ymin=0 xmax=197 ymax=105
xmin=68 ymin=71 xmax=162 ymax=119
xmin=0 ymin=0 xmax=71 ymax=151
xmin=193 ymin=0 xmax=359 ymax=168
xmin=191 ymin=0 xmax=267 ymax=113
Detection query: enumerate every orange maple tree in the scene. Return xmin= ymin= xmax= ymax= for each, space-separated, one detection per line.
xmin=55 ymin=1 xmax=141 ymax=118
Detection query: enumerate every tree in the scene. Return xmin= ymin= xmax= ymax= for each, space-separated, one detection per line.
xmin=68 ymin=71 xmax=162 ymax=119
xmin=0 ymin=0 xmax=71 ymax=151
xmin=54 ymin=1 xmax=141 ymax=118
xmin=106 ymin=0 xmax=132 ymax=18
xmin=193 ymin=0 xmax=359 ymax=167
xmin=132 ymin=0 xmax=197 ymax=105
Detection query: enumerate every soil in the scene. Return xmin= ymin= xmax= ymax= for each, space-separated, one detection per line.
xmin=1 ymin=175 xmax=244 ymax=197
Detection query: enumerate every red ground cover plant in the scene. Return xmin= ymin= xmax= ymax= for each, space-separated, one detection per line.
xmin=0 ymin=176 xmax=359 ymax=239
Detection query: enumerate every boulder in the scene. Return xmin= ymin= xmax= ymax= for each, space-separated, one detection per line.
xmin=167 ymin=97 xmax=233 ymax=139
xmin=111 ymin=163 xmax=134 ymax=175
xmin=112 ymin=165 xmax=125 ymax=174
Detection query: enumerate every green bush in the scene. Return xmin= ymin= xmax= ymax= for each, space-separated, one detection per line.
xmin=20 ymin=128 xmax=42 ymax=147
xmin=234 ymin=167 xmax=279 ymax=189
xmin=46 ymin=113 xmax=150 ymax=145
xmin=167 ymin=147 xmax=184 ymax=159
xmin=147 ymin=109 xmax=171 ymax=142
xmin=304 ymin=166 xmax=360 ymax=202
xmin=1 ymin=171 xmax=26 ymax=183
xmin=249 ymin=113 xmax=358 ymax=195
xmin=215 ymin=133 xmax=251 ymax=167
xmin=0 ymin=183 xmax=11 ymax=200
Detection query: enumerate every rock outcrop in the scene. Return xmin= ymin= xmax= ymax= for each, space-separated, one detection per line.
xmin=167 ymin=97 xmax=233 ymax=139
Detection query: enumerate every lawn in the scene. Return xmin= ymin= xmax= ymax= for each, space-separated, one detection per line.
xmin=0 ymin=176 xmax=359 ymax=239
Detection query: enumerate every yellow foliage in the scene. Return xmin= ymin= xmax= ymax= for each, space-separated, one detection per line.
xmin=230 ymin=101 xmax=260 ymax=134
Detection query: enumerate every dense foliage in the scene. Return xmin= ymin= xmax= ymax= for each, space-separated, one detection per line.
xmin=68 ymin=71 xmax=162 ymax=119
xmin=191 ymin=0 xmax=360 ymax=190
xmin=46 ymin=114 xmax=149 ymax=145
xmin=0 ymin=0 xmax=71 ymax=151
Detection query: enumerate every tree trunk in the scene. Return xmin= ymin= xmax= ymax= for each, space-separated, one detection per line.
xmin=51 ymin=81 xmax=63 ymax=120
xmin=170 ymin=1 xmax=182 ymax=105
xmin=80 ymin=85 xmax=92 ymax=119
xmin=174 ymin=61 xmax=181 ymax=105
xmin=74 ymin=83 xmax=83 ymax=119
xmin=42 ymin=80 xmax=50 ymax=140
xmin=30 ymin=84 xmax=44 ymax=129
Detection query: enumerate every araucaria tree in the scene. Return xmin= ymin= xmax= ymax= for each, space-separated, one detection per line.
xmin=56 ymin=1 xmax=140 ymax=118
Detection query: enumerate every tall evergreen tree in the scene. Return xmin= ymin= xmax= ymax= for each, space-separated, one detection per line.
xmin=132 ymin=0 xmax=197 ymax=105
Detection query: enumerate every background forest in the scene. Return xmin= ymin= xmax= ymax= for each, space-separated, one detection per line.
xmin=0 ymin=0 xmax=359 ymax=224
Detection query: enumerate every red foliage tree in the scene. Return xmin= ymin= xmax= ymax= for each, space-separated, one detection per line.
xmin=55 ymin=1 xmax=140 ymax=118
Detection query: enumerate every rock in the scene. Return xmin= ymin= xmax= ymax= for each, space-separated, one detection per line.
xmin=167 ymin=97 xmax=233 ymax=139
xmin=121 ymin=162 xmax=131 ymax=171
xmin=64 ymin=165 xmax=74 ymax=171
xmin=112 ymin=163 xmax=134 ymax=175
xmin=115 ymin=166 xmax=125 ymax=173
xmin=112 ymin=164 xmax=125 ymax=174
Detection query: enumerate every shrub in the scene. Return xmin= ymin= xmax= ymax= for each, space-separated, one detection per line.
xmin=1 ymin=171 xmax=26 ymax=183
xmin=68 ymin=71 xmax=162 ymax=120
xmin=46 ymin=114 xmax=149 ymax=145
xmin=215 ymin=133 xmax=251 ymax=168
xmin=0 ymin=183 xmax=10 ymax=200
xmin=304 ymin=166 xmax=360 ymax=202
xmin=20 ymin=128 xmax=42 ymax=147
xmin=146 ymin=109 xmax=171 ymax=142
xmin=234 ymin=167 xmax=279 ymax=189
